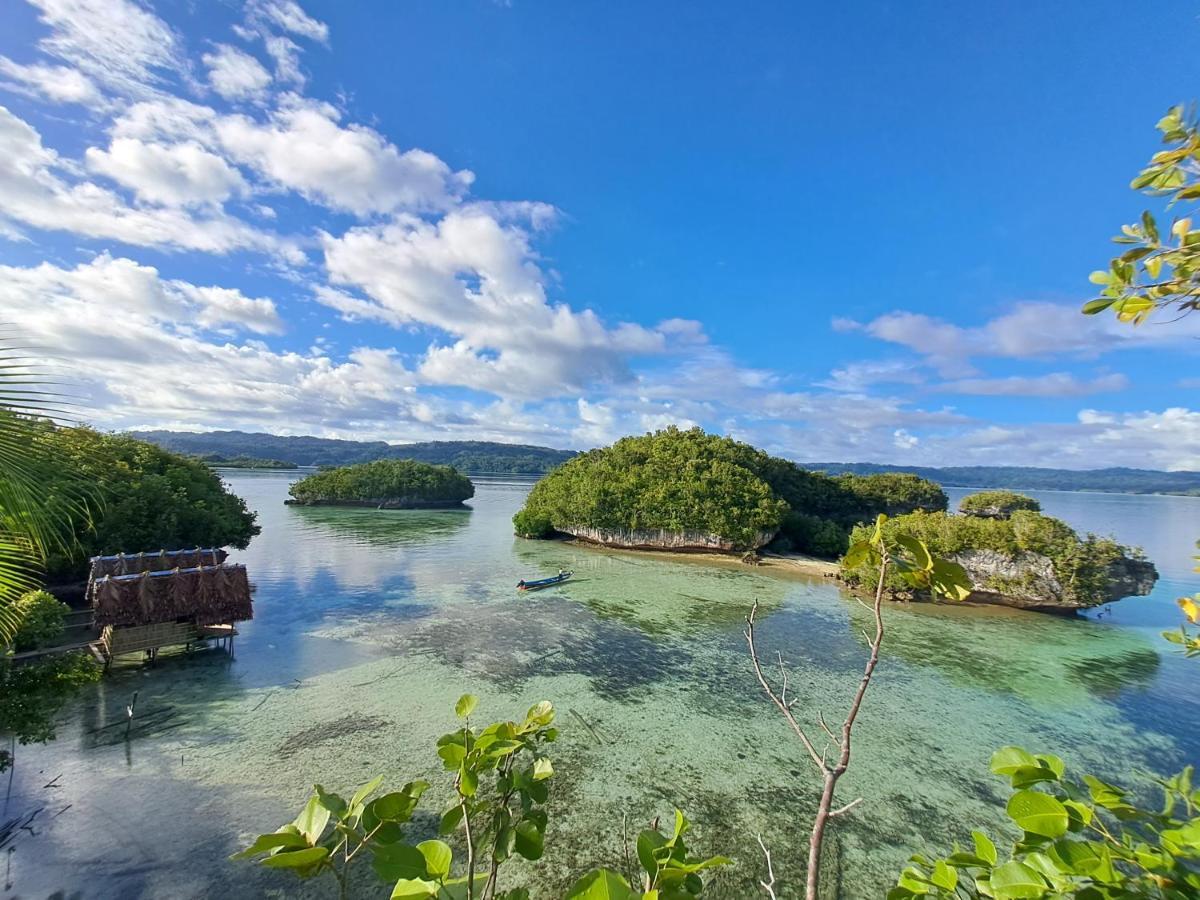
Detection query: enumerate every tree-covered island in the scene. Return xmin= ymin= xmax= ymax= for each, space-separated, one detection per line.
xmin=840 ymin=490 xmax=1157 ymax=611
xmin=286 ymin=459 xmax=475 ymax=508
xmin=512 ymin=427 xmax=946 ymax=554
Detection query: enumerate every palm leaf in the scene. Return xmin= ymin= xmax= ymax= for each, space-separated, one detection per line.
xmin=0 ymin=333 xmax=94 ymax=647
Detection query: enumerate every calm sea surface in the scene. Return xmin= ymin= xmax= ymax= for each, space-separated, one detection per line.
xmin=6 ymin=475 xmax=1200 ymax=898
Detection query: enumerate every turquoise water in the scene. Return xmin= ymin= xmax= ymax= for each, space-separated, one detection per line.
xmin=5 ymin=474 xmax=1200 ymax=898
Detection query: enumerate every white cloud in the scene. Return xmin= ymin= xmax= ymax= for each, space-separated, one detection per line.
xmin=85 ymin=137 xmax=247 ymax=206
xmin=820 ymin=359 xmax=926 ymax=392
xmin=214 ymin=97 xmax=474 ymax=214
xmin=851 ymin=302 xmax=1200 ymax=373
xmin=0 ymin=106 xmax=297 ymax=258
xmin=26 ymin=0 xmax=182 ymax=96
xmin=246 ymin=0 xmax=329 ymax=43
xmin=202 ymin=44 xmax=272 ymax=101
xmin=321 ymin=206 xmax=670 ymax=398
xmin=0 ymin=57 xmax=102 ymax=105
xmin=935 ymin=372 xmax=1129 ymax=397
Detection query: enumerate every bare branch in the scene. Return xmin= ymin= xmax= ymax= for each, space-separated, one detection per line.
xmin=757 ymin=834 xmax=778 ymax=900
xmin=816 ymin=710 xmax=839 ymax=745
xmin=745 ymin=599 xmax=826 ymax=771
xmin=829 ymin=797 xmax=864 ymax=818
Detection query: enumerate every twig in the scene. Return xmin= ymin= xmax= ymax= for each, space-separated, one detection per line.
xmin=757 ymin=834 xmax=778 ymax=900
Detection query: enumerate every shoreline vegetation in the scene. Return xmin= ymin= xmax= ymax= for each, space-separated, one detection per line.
xmin=286 ymin=459 xmax=475 ymax=508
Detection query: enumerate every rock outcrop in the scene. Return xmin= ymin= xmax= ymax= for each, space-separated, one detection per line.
xmin=948 ymin=549 xmax=1158 ymax=611
xmin=561 ymin=525 xmax=777 ymax=553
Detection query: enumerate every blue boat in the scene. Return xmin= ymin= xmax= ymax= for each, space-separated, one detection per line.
xmin=517 ymin=571 xmax=573 ymax=592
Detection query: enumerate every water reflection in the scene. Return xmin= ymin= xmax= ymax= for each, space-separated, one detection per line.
xmin=6 ymin=473 xmax=1199 ymax=899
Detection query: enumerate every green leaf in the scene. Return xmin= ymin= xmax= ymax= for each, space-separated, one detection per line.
xmin=260 ymin=846 xmax=330 ymax=869
xmin=1006 ymin=791 xmax=1069 ymax=838
xmin=990 ymin=747 xmax=1039 ymax=778
xmin=841 ymin=540 xmax=873 ymax=569
xmin=391 ymin=877 xmax=441 ymax=899
xmin=532 ymin=757 xmax=553 ymax=781
xmin=930 ymin=860 xmax=957 ymax=891
xmin=526 ymin=700 xmax=555 ymax=726
xmin=1081 ymin=298 xmax=1115 ymax=315
xmin=972 ymin=831 xmax=997 ymax=866
xmin=514 ymin=818 xmax=545 ymax=860
xmin=455 ymin=694 xmax=479 ymax=719
xmin=987 ymin=860 xmax=1047 ymax=899
xmin=563 ymin=868 xmax=638 ymax=900
xmin=458 ymin=765 xmax=478 ymax=797
xmin=637 ymin=829 xmax=668 ymax=877
xmin=440 ymin=804 xmax=465 ymax=834
xmin=894 ymin=534 xmax=931 ymax=570
xmin=349 ymin=775 xmax=385 ymax=814
xmin=417 ymin=839 xmax=453 ymax=879
xmin=373 ymin=842 xmax=430 ymax=882
xmin=230 ymin=830 xmax=310 ymax=859
xmin=293 ymin=795 xmax=331 ymax=844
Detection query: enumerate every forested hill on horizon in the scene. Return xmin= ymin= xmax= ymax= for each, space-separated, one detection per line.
xmin=130 ymin=430 xmax=1200 ymax=494
xmin=806 ymin=462 xmax=1200 ymax=496
xmin=130 ymin=430 xmax=576 ymax=474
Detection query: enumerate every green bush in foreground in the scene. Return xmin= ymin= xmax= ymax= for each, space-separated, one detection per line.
xmin=289 ymin=459 xmax=475 ymax=505
xmin=512 ymin=509 xmax=555 ymax=539
xmin=11 ymin=590 xmax=68 ymax=652
xmin=235 ymin=696 xmax=728 ymax=899
xmin=959 ymin=490 xmax=1042 ymax=519
xmin=891 ymin=747 xmax=1200 ymax=898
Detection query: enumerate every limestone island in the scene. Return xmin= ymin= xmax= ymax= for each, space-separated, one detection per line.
xmin=513 ymin=429 xmax=1157 ymax=613
xmin=512 ymin=426 xmax=945 ymax=556
xmin=839 ymin=489 xmax=1157 ymax=612
xmin=285 ymin=459 xmax=475 ymax=509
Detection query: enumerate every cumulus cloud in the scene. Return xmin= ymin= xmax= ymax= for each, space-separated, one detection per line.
xmin=202 ymin=44 xmax=272 ymax=101
xmin=85 ymin=137 xmax=247 ymax=206
xmin=0 ymin=57 xmax=102 ymax=104
xmin=0 ymin=106 xmax=297 ymax=257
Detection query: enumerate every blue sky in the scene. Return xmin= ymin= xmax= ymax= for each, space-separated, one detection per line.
xmin=2 ymin=0 xmax=1199 ymax=467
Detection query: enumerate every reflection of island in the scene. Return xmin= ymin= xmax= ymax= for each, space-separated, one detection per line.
xmin=290 ymin=503 xmax=471 ymax=547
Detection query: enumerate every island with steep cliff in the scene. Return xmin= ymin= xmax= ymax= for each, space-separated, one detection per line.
xmin=286 ymin=459 xmax=475 ymax=509
xmin=839 ymin=490 xmax=1157 ymax=611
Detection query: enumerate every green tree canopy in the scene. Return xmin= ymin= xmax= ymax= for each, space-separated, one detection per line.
xmin=35 ymin=424 xmax=260 ymax=581
xmin=516 ymin=427 xmax=946 ymax=554
xmin=288 ymin=459 xmax=475 ymax=506
xmin=959 ymin=490 xmax=1042 ymax=519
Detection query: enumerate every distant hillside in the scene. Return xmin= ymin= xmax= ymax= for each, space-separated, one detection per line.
xmin=804 ymin=462 xmax=1200 ymax=495
xmin=131 ymin=430 xmax=576 ymax=474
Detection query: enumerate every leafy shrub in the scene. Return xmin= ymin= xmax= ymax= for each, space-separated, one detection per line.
xmin=11 ymin=590 xmax=68 ymax=652
xmin=289 ymin=459 xmax=475 ymax=505
xmin=35 ymin=424 xmax=259 ymax=581
xmin=959 ymin=490 xmax=1042 ymax=519
xmin=833 ymin=472 xmax=949 ymax=519
xmin=512 ymin=509 xmax=555 ymax=539
xmin=892 ymin=746 xmax=1200 ymax=898
xmin=235 ymin=696 xmax=728 ymax=898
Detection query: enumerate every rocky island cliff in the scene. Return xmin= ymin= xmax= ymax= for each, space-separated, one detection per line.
xmin=840 ymin=491 xmax=1158 ymax=612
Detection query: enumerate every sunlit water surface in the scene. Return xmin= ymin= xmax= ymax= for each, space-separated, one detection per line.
xmin=6 ymin=475 xmax=1200 ymax=898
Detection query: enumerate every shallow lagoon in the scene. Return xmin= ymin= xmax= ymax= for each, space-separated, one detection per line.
xmin=6 ymin=475 xmax=1200 ymax=898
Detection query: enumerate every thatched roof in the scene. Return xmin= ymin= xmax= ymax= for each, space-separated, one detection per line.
xmin=89 ymin=563 xmax=253 ymax=628
xmin=88 ymin=548 xmax=228 ymax=579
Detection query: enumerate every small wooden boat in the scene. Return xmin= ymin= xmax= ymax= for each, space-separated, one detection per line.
xmin=517 ymin=571 xmax=573 ymax=592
